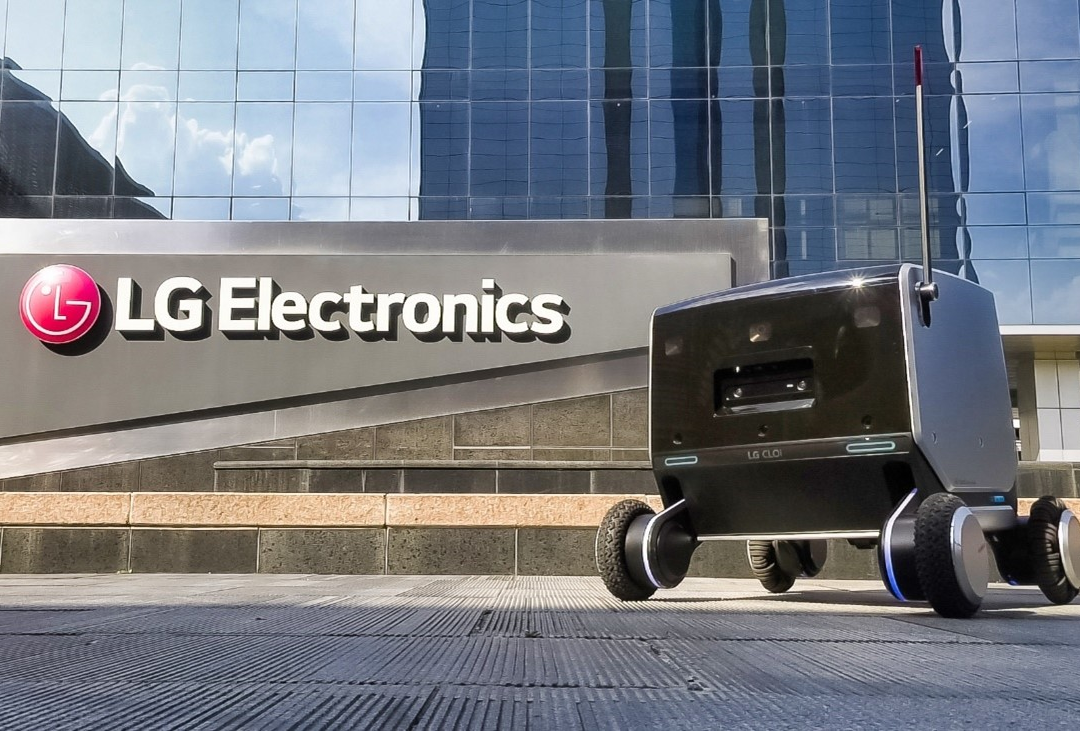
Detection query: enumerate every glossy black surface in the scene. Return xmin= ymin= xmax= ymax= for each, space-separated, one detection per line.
xmin=652 ymin=271 xmax=909 ymax=452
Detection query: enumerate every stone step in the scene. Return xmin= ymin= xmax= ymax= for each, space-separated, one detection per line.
xmin=213 ymin=459 xmax=651 ymax=470
xmin=211 ymin=459 xmax=656 ymax=494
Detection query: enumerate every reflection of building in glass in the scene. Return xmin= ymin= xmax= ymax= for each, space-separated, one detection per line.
xmin=3 ymin=0 xmax=1080 ymax=320
xmin=0 ymin=58 xmax=163 ymax=219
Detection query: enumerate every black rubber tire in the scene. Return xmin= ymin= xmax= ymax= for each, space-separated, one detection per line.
xmin=914 ymin=493 xmax=982 ymax=618
xmin=1029 ymin=496 xmax=1080 ymax=605
xmin=748 ymin=540 xmax=797 ymax=594
xmin=596 ymin=499 xmax=657 ymax=601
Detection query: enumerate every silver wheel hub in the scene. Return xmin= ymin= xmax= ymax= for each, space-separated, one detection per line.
xmin=951 ymin=506 xmax=989 ymax=605
xmin=1059 ymin=509 xmax=1080 ymax=589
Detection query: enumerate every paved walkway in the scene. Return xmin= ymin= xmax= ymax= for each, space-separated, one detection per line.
xmin=0 ymin=575 xmax=1078 ymax=729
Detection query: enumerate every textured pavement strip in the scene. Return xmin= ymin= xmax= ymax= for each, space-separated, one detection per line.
xmin=0 ymin=576 xmax=1078 ymax=729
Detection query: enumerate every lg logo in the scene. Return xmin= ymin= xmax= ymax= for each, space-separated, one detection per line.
xmin=19 ymin=265 xmax=102 ymax=345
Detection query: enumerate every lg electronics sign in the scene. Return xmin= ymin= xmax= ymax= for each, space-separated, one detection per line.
xmin=19 ymin=264 xmax=570 ymax=350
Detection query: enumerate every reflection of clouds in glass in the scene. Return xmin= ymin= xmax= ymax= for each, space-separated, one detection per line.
xmin=76 ymin=73 xmax=296 ymax=201
xmin=178 ymin=114 xmax=234 ymax=191
xmin=235 ymin=133 xmax=279 ymax=179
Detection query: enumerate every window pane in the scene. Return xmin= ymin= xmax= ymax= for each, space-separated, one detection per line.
xmin=297 ymin=0 xmax=353 ymax=70
xmin=63 ymin=0 xmax=122 ymax=70
xmin=356 ymin=0 xmax=413 ymax=70
xmin=1022 ymin=95 xmax=1080 ymax=192
xmin=784 ymin=98 xmax=832 ymax=194
xmin=975 ymin=259 xmax=1031 ymax=325
xmin=173 ymin=197 xmax=230 ymax=220
xmin=178 ymin=72 xmax=236 ymax=102
xmin=964 ymin=94 xmax=1024 ymax=193
xmin=834 ymin=97 xmax=895 ymax=193
xmin=1028 ymin=193 xmax=1080 ymax=225
xmin=291 ymin=197 xmax=349 ymax=220
xmin=233 ymin=102 xmax=292 ymax=196
xmin=237 ymin=72 xmax=295 ymax=102
xmin=60 ymin=71 xmax=119 ymax=101
xmin=470 ymin=102 xmax=528 ymax=195
xmin=785 ymin=1 xmax=828 ymax=65
xmin=422 ymin=0 xmax=470 ymax=70
xmin=1029 ymin=227 xmax=1080 ymax=258
xmin=353 ymin=102 xmax=412 ymax=196
xmin=530 ymin=101 xmax=588 ymax=196
xmin=472 ymin=0 xmax=528 ymax=69
xmin=0 ymin=101 xmax=59 ymax=195
xmin=1030 ymin=260 xmax=1080 ymax=325
xmin=173 ymin=102 xmax=235 ymax=195
xmin=964 ymin=193 xmax=1026 ymax=225
xmin=6 ymin=0 xmax=65 ymax=70
xmin=831 ymin=0 xmax=890 ymax=65
xmin=354 ymin=71 xmax=413 ymax=102
xmin=589 ymin=98 xmax=648 ymax=201
xmin=180 ymin=0 xmax=239 ymax=70
xmin=121 ymin=71 xmax=178 ymax=103
xmin=419 ymin=102 xmax=468 ymax=196
xmin=1016 ymin=0 xmax=1080 ymax=60
xmin=297 ymin=72 xmax=354 ymax=102
xmin=239 ymin=0 xmax=297 ymax=71
xmin=351 ymin=197 xmax=411 ymax=220
xmin=532 ymin=0 xmax=587 ymax=69
xmin=588 ymin=0 xmax=647 ymax=70
xmin=1020 ymin=61 xmax=1080 ymax=92
xmin=233 ymin=197 xmax=289 ymax=219
xmin=293 ymin=103 xmax=351 ymax=196
xmin=649 ymin=0 xmax=709 ymax=69
xmin=967 ymin=226 xmax=1029 ymax=259
xmin=117 ymin=101 xmax=176 ymax=196
xmin=954 ymin=0 xmax=1018 ymax=62
xmin=122 ymin=0 xmax=181 ymax=70
xmin=56 ymin=101 xmax=117 ymax=195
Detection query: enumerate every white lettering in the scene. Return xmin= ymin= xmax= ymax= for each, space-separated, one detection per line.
xmin=480 ymin=278 xmax=497 ymax=335
xmin=494 ymin=293 xmax=530 ymax=335
xmin=219 ymin=277 xmax=258 ymax=332
xmin=308 ymin=292 xmax=343 ymax=333
xmin=155 ymin=277 xmax=204 ymax=333
xmin=343 ymin=285 xmax=376 ymax=332
xmin=529 ymin=294 xmax=566 ymax=336
xmin=115 ymin=277 xmax=156 ymax=332
xmin=271 ymin=291 xmax=308 ymax=332
xmin=402 ymin=293 xmax=441 ymax=333
xmin=257 ymin=277 xmax=274 ymax=331
xmin=111 ymin=277 xmax=568 ymax=342
xmin=441 ymin=293 xmax=478 ymax=334
xmin=376 ymin=292 xmax=406 ymax=333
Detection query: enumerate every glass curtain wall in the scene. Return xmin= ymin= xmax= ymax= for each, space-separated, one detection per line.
xmin=1 ymin=1 xmax=1080 ymax=323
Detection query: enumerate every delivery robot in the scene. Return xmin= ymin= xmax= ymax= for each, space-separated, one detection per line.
xmin=596 ymin=263 xmax=1080 ymax=617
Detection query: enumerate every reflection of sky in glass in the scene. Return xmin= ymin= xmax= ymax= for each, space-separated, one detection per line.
xmin=239 ymin=0 xmax=297 ymax=71
xmin=5 ymin=0 xmax=1080 ymax=318
xmin=7 ymin=0 xmax=64 ymax=69
xmin=122 ymin=0 xmax=181 ymax=70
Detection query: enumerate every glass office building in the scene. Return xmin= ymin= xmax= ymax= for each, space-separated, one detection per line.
xmin=3 ymin=0 xmax=1080 ymax=456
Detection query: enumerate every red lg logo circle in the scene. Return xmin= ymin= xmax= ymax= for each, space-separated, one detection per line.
xmin=20 ymin=265 xmax=102 ymax=345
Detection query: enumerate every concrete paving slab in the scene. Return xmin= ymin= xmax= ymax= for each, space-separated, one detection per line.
xmin=0 ymin=576 xmax=1078 ymax=729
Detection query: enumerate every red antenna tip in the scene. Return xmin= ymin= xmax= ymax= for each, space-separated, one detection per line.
xmin=914 ymin=46 xmax=923 ymax=86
